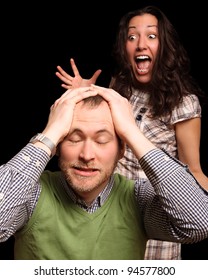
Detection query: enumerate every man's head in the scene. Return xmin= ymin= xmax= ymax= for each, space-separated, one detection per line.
xmin=58 ymin=95 xmax=125 ymax=204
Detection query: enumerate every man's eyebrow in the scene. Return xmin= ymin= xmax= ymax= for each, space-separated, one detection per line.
xmin=70 ymin=128 xmax=113 ymax=135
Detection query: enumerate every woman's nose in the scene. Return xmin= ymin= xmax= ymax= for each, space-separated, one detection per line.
xmin=136 ymin=37 xmax=147 ymax=51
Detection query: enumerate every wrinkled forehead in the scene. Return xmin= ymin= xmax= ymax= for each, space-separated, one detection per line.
xmin=72 ymin=101 xmax=115 ymax=132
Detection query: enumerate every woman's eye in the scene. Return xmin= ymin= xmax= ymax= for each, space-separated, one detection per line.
xmin=128 ymin=35 xmax=136 ymax=40
xmin=148 ymin=34 xmax=156 ymax=39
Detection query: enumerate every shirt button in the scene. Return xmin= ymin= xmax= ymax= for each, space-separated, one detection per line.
xmin=0 ymin=192 xmax=4 ymax=200
xmin=164 ymin=155 xmax=170 ymax=161
xmin=139 ymin=107 xmax=147 ymax=113
xmin=136 ymin=115 xmax=142 ymax=121
xmin=35 ymin=160 xmax=41 ymax=167
xmin=22 ymin=155 xmax=31 ymax=162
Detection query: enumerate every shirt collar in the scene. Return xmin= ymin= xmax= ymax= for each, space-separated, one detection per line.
xmin=61 ymin=174 xmax=115 ymax=209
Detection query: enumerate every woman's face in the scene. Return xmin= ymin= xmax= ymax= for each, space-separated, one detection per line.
xmin=126 ymin=13 xmax=159 ymax=84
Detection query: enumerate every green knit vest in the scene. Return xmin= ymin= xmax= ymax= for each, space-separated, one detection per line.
xmin=14 ymin=171 xmax=147 ymax=259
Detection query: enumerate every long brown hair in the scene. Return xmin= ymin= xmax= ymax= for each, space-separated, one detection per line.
xmin=110 ymin=5 xmax=204 ymax=118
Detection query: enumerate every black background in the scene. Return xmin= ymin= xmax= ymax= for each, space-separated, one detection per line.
xmin=0 ymin=0 xmax=207 ymax=259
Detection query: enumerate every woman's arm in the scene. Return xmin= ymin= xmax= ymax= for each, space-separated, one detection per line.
xmin=175 ymin=117 xmax=208 ymax=190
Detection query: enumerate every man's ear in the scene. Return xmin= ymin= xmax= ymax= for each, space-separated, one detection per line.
xmin=118 ymin=141 xmax=126 ymax=160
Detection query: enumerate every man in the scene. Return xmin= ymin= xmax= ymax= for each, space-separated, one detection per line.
xmin=0 ymin=85 xmax=207 ymax=259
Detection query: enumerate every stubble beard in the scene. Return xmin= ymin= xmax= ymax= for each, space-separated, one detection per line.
xmin=59 ymin=158 xmax=118 ymax=194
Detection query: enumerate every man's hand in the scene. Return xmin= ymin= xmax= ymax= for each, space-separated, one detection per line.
xmin=42 ymin=87 xmax=98 ymax=146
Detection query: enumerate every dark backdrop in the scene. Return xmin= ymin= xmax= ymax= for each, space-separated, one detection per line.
xmin=0 ymin=0 xmax=207 ymax=259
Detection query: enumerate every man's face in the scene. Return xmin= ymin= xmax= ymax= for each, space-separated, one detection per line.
xmin=58 ymin=100 xmax=122 ymax=202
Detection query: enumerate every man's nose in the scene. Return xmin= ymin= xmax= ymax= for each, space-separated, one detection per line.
xmin=79 ymin=141 xmax=95 ymax=161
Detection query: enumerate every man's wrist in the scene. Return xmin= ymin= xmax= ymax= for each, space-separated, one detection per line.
xmin=29 ymin=133 xmax=56 ymax=157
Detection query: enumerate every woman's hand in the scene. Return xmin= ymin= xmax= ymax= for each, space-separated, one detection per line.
xmin=56 ymin=58 xmax=102 ymax=89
